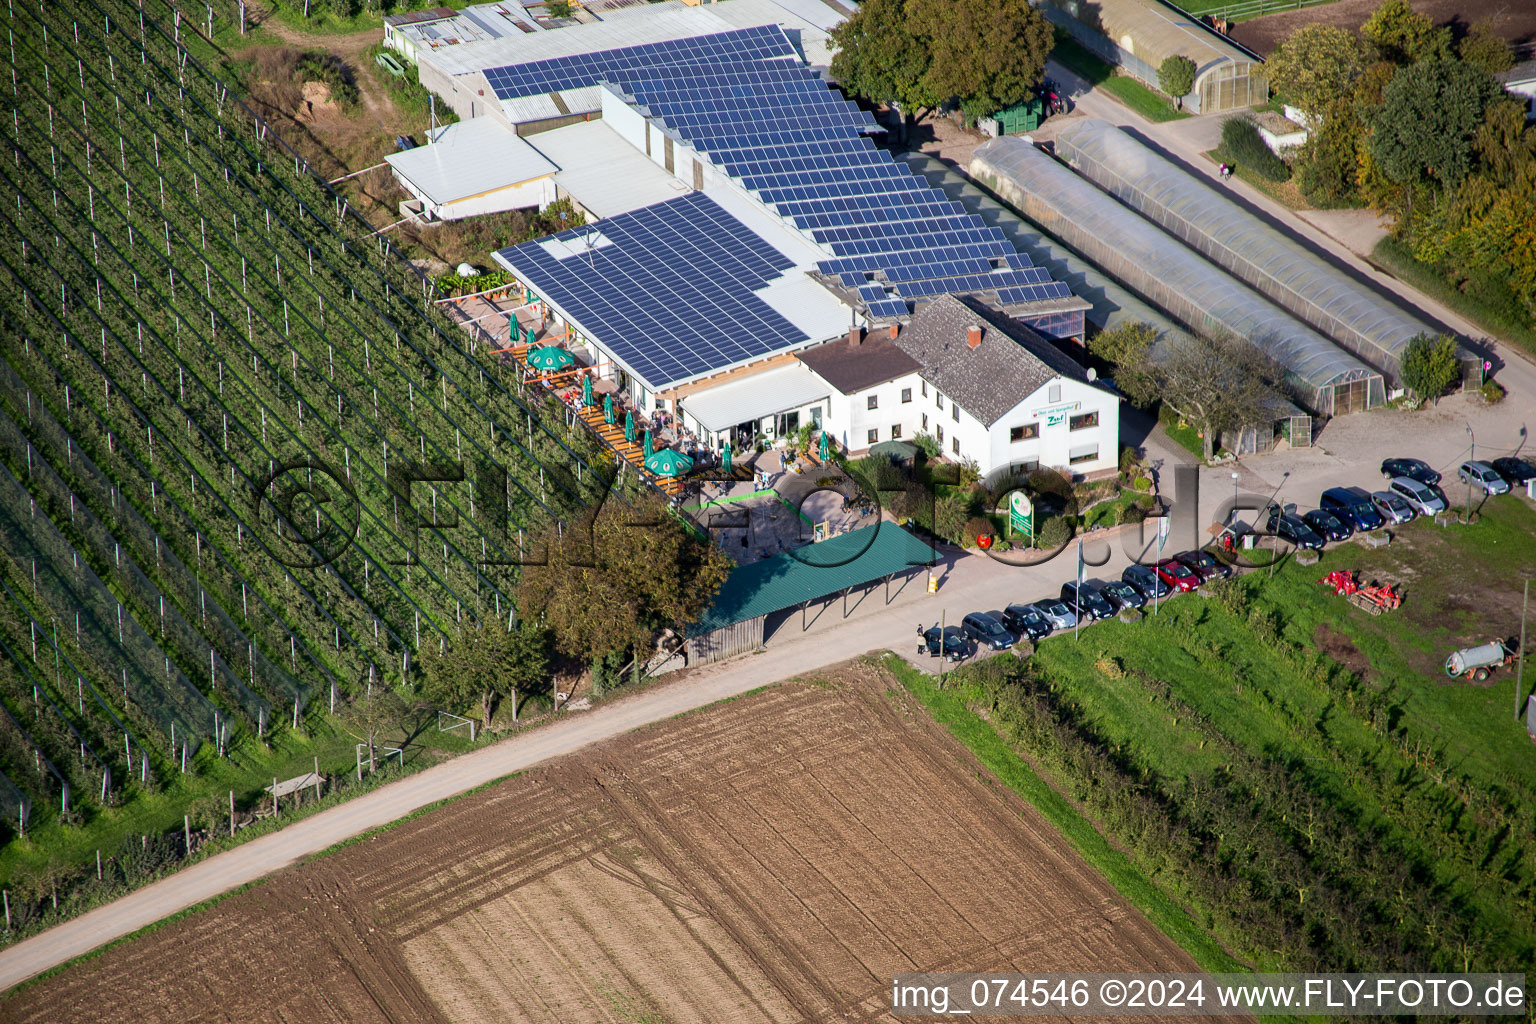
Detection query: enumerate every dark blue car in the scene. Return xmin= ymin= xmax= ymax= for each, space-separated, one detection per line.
xmin=1320 ymin=486 xmax=1384 ymax=531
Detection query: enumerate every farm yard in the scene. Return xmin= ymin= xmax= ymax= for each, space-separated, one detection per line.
xmin=0 ymin=669 xmax=1205 ymax=1024
xmin=0 ymin=0 xmax=616 ymax=903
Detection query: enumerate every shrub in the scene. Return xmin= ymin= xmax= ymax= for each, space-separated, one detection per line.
xmin=1399 ymin=332 xmax=1460 ymax=401
xmin=934 ymin=494 xmax=968 ymax=543
xmin=1203 ymin=577 xmax=1250 ymax=617
xmin=1132 ymin=475 xmax=1153 ymax=492
xmin=912 ymin=432 xmax=942 ymax=459
xmin=1218 ymin=116 xmax=1290 ymax=182
xmin=963 ymin=516 xmax=995 ymax=547
xmin=1157 ymin=55 xmax=1197 ymax=104
xmin=1480 ymin=380 xmax=1506 ymax=404
xmin=1036 ymin=515 xmax=1072 ymax=549
xmin=1117 ymin=502 xmax=1147 ymax=525
xmin=954 ymin=456 xmax=982 ymax=489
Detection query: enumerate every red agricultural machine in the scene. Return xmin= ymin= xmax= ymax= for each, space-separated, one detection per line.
xmin=1318 ymin=570 xmax=1404 ymax=615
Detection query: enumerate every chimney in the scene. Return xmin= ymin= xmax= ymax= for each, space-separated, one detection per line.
xmin=848 ymin=325 xmax=863 ymax=348
xmin=887 ymin=323 xmax=899 ymax=340
xmin=967 ymin=325 xmax=983 ymax=349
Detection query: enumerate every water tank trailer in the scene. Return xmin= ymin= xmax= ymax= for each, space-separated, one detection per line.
xmin=1444 ymin=639 xmax=1518 ymax=682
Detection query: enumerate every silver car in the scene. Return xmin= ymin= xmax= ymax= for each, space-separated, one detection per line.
xmin=1370 ymin=490 xmax=1416 ymax=524
xmin=1458 ymin=460 xmax=1511 ymax=496
xmin=1032 ymin=600 xmax=1078 ymax=630
xmin=1388 ymin=476 xmax=1447 ymax=516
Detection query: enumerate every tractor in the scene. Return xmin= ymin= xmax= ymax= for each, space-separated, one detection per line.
xmin=1318 ymin=569 xmax=1403 ymax=615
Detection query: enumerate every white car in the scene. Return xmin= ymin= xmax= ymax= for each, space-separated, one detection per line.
xmin=1388 ymin=476 xmax=1447 ymax=516
xmin=1458 ymin=460 xmax=1511 ymax=496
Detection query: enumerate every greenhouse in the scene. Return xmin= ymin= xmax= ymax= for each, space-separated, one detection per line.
xmin=1054 ymin=120 xmax=1457 ymax=382
xmin=970 ymin=138 xmax=1384 ymax=417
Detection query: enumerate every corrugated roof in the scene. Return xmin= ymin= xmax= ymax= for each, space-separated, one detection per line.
xmin=527 ymin=120 xmax=691 ymax=218
xmin=894 ymin=295 xmax=1105 ymax=427
xmin=1042 ymin=0 xmax=1257 ymax=74
xmin=684 ymin=362 xmax=829 ymax=432
xmin=690 ymin=523 xmax=936 ymax=634
xmin=384 ymin=117 xmax=556 ymax=205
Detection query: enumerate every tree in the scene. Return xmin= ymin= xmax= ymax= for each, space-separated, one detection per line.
xmin=908 ymin=0 xmax=1054 ymax=123
xmin=829 ymin=0 xmax=936 ymax=126
xmin=546 ymin=0 xmax=572 ymax=16
xmin=1361 ymin=0 xmax=1451 ymax=65
xmin=514 ymin=492 xmax=733 ymax=665
xmin=1156 ymin=333 xmax=1289 ymax=461
xmin=1369 ymin=59 xmax=1500 ymax=197
xmin=1292 ymin=99 xmax=1366 ymax=205
xmin=1157 ymin=56 xmax=1197 ymax=107
xmin=1458 ymin=21 xmax=1514 ymax=75
xmin=1264 ymin=24 xmax=1368 ymax=117
xmin=1087 ymin=321 xmax=1160 ymax=408
xmin=340 ymin=674 xmax=408 ymax=774
xmin=420 ymin=617 xmax=551 ymax=727
xmin=1397 ymin=333 xmax=1460 ymax=401
xmin=933 ymin=493 xmax=968 ymax=544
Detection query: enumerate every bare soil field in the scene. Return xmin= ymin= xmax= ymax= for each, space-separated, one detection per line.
xmin=0 ymin=662 xmax=1202 ymax=1024
xmin=1231 ymin=0 xmax=1536 ymax=57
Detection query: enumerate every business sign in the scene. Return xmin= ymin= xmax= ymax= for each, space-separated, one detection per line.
xmin=1031 ymin=401 xmax=1081 ymax=428
xmin=1008 ymin=491 xmax=1033 ymax=541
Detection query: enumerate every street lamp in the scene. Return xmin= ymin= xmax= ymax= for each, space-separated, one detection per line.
xmin=1465 ymin=423 xmax=1475 ymax=521
xmin=1231 ymin=470 xmax=1240 ymax=514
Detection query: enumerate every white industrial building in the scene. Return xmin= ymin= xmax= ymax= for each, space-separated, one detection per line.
xmin=384 ymin=118 xmax=558 ymax=221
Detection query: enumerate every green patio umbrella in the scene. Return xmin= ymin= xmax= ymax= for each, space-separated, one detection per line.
xmin=603 ymin=393 xmax=615 ymax=426
xmin=645 ymin=448 xmax=693 ymax=478
xmin=643 ymin=429 xmax=654 ymax=458
xmin=527 ymin=345 xmax=573 ymax=372
xmin=581 ymin=374 xmax=593 ymax=408
xmin=722 ymin=444 xmax=732 ymax=474
xmin=524 ymin=326 xmax=537 ymax=347
xmin=819 ymin=430 xmax=830 ymax=462
xmin=624 ymin=411 xmax=635 ymax=444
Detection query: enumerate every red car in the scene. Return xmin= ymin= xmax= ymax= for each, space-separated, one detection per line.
xmin=1155 ymin=557 xmax=1200 ymax=592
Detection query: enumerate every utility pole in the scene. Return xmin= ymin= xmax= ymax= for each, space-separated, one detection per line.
xmin=1518 ymin=578 xmax=1529 ymax=721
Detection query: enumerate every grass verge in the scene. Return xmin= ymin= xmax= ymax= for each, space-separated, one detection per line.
xmin=1372 ymin=236 xmax=1536 ymax=359
xmin=1051 ymin=35 xmax=1190 ymax=123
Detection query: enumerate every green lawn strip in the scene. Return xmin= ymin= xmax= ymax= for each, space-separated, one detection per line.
xmin=1050 ymin=36 xmax=1188 ymax=123
xmin=880 ymin=654 xmax=1247 ymax=975
xmin=1201 ymin=147 xmax=1313 ymax=211
xmin=1371 ymin=237 xmax=1536 ymax=359
xmin=1157 ymin=406 xmax=1207 ymax=460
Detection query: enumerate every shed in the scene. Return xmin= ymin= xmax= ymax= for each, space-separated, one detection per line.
xmin=385 ymin=117 xmax=558 ymax=221
xmin=687 ymin=523 xmax=936 ymax=663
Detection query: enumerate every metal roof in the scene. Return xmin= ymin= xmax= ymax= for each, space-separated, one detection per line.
xmin=527 ymin=120 xmax=692 ymax=218
xmin=384 ymin=117 xmax=556 ymax=205
xmin=1041 ymin=0 xmax=1258 ymax=75
xmin=683 ymin=362 xmax=829 ymax=433
xmin=690 ymin=523 xmax=936 ymax=634
xmin=700 ymin=0 xmax=845 ymax=65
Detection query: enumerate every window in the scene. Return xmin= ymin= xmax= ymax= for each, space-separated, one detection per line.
xmin=951 ymin=403 xmax=960 ymax=423
xmin=1048 ymin=384 xmax=1061 ymax=403
xmin=891 ymin=424 xmax=903 ymax=438
xmin=1069 ymin=447 xmax=1099 ymax=465
xmin=1069 ymin=411 xmax=1099 ymax=431
xmin=952 ymin=437 xmax=960 ymax=455
xmin=921 ymin=413 xmax=929 ymax=430
xmin=901 ymin=388 xmax=912 ymax=404
xmin=936 ymin=393 xmax=944 ymax=410
xmin=867 ymin=394 xmax=879 ymax=411
xmin=867 ymin=428 xmax=879 ymax=444
xmin=936 ymin=425 xmax=944 ymax=443
xmin=1010 ymin=423 xmax=1040 ymax=443
xmin=921 ymin=381 xmax=928 ymax=397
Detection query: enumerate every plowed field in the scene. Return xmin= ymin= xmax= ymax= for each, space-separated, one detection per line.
xmin=1 ymin=661 xmax=1202 ymax=1023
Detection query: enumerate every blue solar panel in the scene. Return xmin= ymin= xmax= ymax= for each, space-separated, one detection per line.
xmin=867 ymin=299 xmax=910 ymax=318
xmin=857 ymin=284 xmax=888 ymax=301
xmin=997 ymin=283 xmax=1075 ymax=305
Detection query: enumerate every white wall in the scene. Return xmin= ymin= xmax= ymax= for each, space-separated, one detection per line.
xmin=982 ymin=376 xmax=1119 ymax=478
xmin=397 ymin=173 xmax=557 ymax=221
xmin=817 ymin=371 xmax=925 ymax=453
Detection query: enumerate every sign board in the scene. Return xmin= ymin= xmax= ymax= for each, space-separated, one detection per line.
xmin=1008 ymin=491 xmax=1033 ymax=540
xmin=1030 ymin=401 xmax=1081 ymax=428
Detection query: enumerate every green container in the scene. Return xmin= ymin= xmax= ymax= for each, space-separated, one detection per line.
xmin=994 ymin=98 xmax=1045 ymax=134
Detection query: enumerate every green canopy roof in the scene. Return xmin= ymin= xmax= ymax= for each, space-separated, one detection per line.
xmin=645 ymin=448 xmax=693 ymax=477
xmin=527 ymin=346 xmax=573 ymax=371
xmin=690 ymin=524 xmax=935 ymax=635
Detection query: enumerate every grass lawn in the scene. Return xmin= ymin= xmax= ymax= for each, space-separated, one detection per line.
xmin=1051 ymin=35 xmax=1190 ymax=123
xmin=1157 ymin=405 xmax=1208 ymax=460
xmin=1202 ymin=147 xmax=1314 ymax=211
xmin=1372 ymin=236 xmax=1536 ymax=360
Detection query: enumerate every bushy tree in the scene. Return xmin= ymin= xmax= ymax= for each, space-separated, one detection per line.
xmin=1458 ymin=20 xmax=1515 ymax=75
xmin=1397 ymin=332 xmax=1460 ymax=400
xmin=515 ymin=492 xmax=733 ymax=664
xmin=1157 ymin=55 xmax=1197 ymax=106
xmin=1157 ymin=333 xmax=1289 ymax=461
xmin=829 ymin=0 xmax=936 ymax=123
xmin=1292 ymin=101 xmax=1364 ymax=205
xmin=1361 ymin=0 xmax=1451 ymax=65
xmin=341 ymin=675 xmax=408 ymax=774
xmin=908 ymin=0 xmax=1054 ymax=122
xmin=1087 ymin=321 xmax=1160 ymax=407
xmin=1264 ymin=24 xmax=1367 ymax=116
xmin=419 ymin=618 xmax=552 ymax=726
xmin=934 ymin=493 xmax=969 ymax=544
xmin=1369 ymin=59 xmax=1500 ymax=194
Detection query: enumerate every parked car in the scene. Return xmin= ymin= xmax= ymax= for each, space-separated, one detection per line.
xmin=1060 ymin=582 xmax=1115 ymax=620
xmin=919 ymin=625 xmax=970 ymax=661
xmin=1122 ymin=563 xmax=1173 ymax=600
xmin=962 ymin=612 xmax=1014 ymax=650
xmin=1490 ymin=456 xmax=1536 ymax=487
xmin=1154 ymin=557 xmax=1201 ymax=592
xmin=1370 ymin=489 xmax=1416 ymax=525
xmin=1380 ymin=457 xmax=1440 ymax=486
xmin=1265 ymin=505 xmax=1325 ymax=550
xmin=1033 ymin=600 xmax=1078 ymax=630
xmin=1458 ymin=460 xmax=1511 ymax=496
xmin=1096 ymin=578 xmax=1146 ymax=611
xmin=919 ymin=624 xmax=943 ymax=657
xmin=1174 ymin=548 xmax=1233 ymax=582
xmin=1388 ymin=476 xmax=1448 ymax=516
xmin=1302 ymin=508 xmax=1352 ymax=542
xmin=1320 ymin=486 xmax=1385 ymax=532
xmin=1001 ymin=604 xmax=1052 ymax=641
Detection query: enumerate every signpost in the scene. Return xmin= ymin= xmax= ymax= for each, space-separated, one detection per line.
xmin=1154 ymin=514 xmax=1169 ymax=616
xmin=1008 ymin=491 xmax=1034 ymax=548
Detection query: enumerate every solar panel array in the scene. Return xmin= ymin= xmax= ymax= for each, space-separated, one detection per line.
xmin=495 ymin=192 xmax=805 ymax=388
xmin=481 ymin=25 xmax=799 ymax=100
xmin=601 ymin=58 xmax=1078 ymax=319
